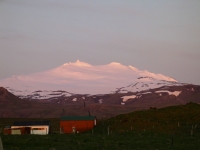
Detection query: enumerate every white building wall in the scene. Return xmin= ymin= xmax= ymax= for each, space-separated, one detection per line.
xmin=11 ymin=129 xmax=21 ymax=135
xmin=11 ymin=125 xmax=49 ymax=135
xmin=31 ymin=127 xmax=48 ymax=135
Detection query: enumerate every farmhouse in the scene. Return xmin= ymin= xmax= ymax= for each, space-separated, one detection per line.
xmin=3 ymin=126 xmax=31 ymax=135
xmin=60 ymin=116 xmax=96 ymax=134
xmin=11 ymin=121 xmax=50 ymax=135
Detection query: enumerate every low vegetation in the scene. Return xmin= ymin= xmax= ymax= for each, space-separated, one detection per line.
xmin=1 ymin=102 xmax=200 ymax=150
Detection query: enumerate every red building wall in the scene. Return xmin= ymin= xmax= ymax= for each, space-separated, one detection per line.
xmin=60 ymin=120 xmax=95 ymax=133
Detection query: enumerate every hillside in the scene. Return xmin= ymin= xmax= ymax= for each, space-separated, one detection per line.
xmin=0 ymin=84 xmax=200 ymax=118
xmin=1 ymin=103 xmax=200 ymax=150
xmin=95 ymin=102 xmax=200 ymax=135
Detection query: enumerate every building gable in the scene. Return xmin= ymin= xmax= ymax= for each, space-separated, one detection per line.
xmin=60 ymin=116 xmax=96 ymax=121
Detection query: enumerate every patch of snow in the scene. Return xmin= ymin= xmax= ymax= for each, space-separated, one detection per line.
xmin=141 ymin=92 xmax=152 ymax=95
xmin=118 ymin=90 xmax=128 ymax=93
xmin=98 ymin=99 xmax=103 ymax=104
xmin=82 ymin=97 xmax=85 ymax=99
xmin=72 ymin=98 xmax=77 ymax=101
xmin=121 ymin=95 xmax=137 ymax=102
xmin=121 ymin=102 xmax=125 ymax=105
xmin=155 ymin=90 xmax=182 ymax=97
xmin=118 ymin=80 xmax=183 ymax=94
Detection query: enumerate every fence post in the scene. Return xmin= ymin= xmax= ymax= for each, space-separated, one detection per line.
xmin=0 ymin=136 xmax=3 ymax=150
xmin=171 ymin=135 xmax=174 ymax=147
xmin=195 ymin=124 xmax=197 ymax=129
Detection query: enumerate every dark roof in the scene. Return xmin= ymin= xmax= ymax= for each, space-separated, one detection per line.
xmin=13 ymin=121 xmax=50 ymax=126
xmin=61 ymin=116 xmax=96 ymax=121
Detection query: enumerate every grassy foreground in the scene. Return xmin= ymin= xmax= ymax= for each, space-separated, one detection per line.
xmin=1 ymin=102 xmax=200 ymax=150
xmin=1 ymin=131 xmax=200 ymax=150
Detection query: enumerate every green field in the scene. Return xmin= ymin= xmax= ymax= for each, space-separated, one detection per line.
xmin=1 ymin=102 xmax=200 ymax=150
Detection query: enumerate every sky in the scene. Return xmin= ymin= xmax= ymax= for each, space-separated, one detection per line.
xmin=0 ymin=0 xmax=200 ymax=85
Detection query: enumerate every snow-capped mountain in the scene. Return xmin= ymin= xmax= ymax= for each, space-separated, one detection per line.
xmin=0 ymin=60 xmax=184 ymax=99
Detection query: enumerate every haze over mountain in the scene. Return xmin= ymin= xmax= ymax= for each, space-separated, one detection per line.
xmin=0 ymin=60 xmax=184 ymax=99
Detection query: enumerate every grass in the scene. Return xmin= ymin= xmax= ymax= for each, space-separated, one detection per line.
xmin=1 ymin=102 xmax=200 ymax=150
xmin=1 ymin=131 xmax=200 ymax=150
xmin=101 ymin=102 xmax=200 ymax=134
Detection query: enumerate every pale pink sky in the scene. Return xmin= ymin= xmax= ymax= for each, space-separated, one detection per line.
xmin=0 ymin=0 xmax=200 ymax=84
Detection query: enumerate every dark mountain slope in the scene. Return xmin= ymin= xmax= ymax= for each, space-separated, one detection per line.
xmin=0 ymin=84 xmax=200 ymax=118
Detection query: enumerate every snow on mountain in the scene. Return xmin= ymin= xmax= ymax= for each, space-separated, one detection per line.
xmin=0 ymin=60 xmax=183 ymax=99
xmin=121 ymin=95 xmax=137 ymax=102
xmin=121 ymin=90 xmax=182 ymax=103
xmin=155 ymin=90 xmax=182 ymax=97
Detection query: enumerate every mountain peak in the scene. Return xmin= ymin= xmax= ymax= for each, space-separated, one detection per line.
xmin=109 ymin=62 xmax=122 ymax=66
xmin=63 ymin=60 xmax=91 ymax=67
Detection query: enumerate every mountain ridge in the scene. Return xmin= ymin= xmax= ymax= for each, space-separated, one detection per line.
xmin=0 ymin=84 xmax=200 ymax=118
xmin=0 ymin=60 xmax=180 ymax=99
